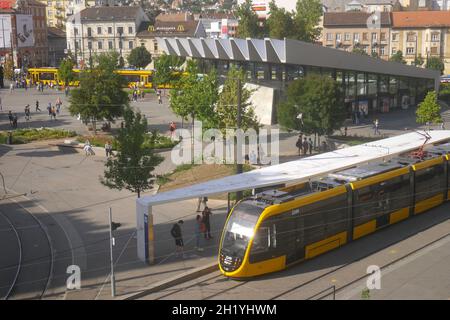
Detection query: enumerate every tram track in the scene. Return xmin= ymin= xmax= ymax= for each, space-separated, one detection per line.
xmin=0 ymin=200 xmax=54 ymax=300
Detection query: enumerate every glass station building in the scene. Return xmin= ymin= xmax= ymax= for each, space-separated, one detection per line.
xmin=156 ymin=37 xmax=440 ymax=119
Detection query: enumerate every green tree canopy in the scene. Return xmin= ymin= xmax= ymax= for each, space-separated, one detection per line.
xmin=69 ymin=52 xmax=128 ymax=133
xmin=414 ymin=54 xmax=425 ymax=67
xmin=416 ymin=90 xmax=442 ymax=125
xmin=236 ymin=0 xmax=263 ymax=38
xmin=101 ymin=107 xmax=163 ymax=198
xmin=426 ymin=57 xmax=445 ymax=75
xmin=293 ymin=0 xmax=323 ymax=42
xmin=390 ymin=50 xmax=407 ymax=64
xmin=277 ymin=74 xmax=346 ymax=136
xmin=266 ymin=1 xmax=294 ymax=39
xmin=57 ymin=58 xmax=75 ymax=86
xmin=153 ymin=53 xmax=185 ymax=88
xmin=352 ymin=46 xmax=369 ymax=56
xmin=127 ymin=46 xmax=152 ymax=69
xmin=3 ymin=57 xmax=14 ymax=81
xmin=216 ymin=66 xmax=260 ymax=132
xmin=169 ymin=61 xmax=219 ymax=129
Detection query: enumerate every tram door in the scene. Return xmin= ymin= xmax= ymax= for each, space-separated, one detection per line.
xmin=284 ymin=209 xmax=305 ymax=265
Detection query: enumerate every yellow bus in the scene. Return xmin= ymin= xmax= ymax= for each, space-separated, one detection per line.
xmin=27 ymin=68 xmax=186 ymax=89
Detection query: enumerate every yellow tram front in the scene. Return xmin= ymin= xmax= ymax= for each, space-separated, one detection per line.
xmin=219 ymin=200 xmax=284 ymax=278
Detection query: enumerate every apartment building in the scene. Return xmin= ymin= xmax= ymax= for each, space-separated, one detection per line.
xmin=391 ymin=11 xmax=450 ymax=74
xmin=65 ymin=6 xmax=149 ymax=67
xmin=322 ymin=11 xmax=392 ymax=60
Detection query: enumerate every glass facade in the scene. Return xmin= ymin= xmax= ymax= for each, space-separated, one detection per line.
xmin=195 ymin=58 xmax=436 ymax=117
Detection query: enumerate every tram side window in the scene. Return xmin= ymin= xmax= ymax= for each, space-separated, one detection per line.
xmin=415 ymin=164 xmax=445 ymax=202
xmin=249 ymin=220 xmax=278 ymax=263
xmin=322 ymin=195 xmax=348 ymax=237
xmin=354 ymin=186 xmax=376 ymax=226
xmin=40 ymin=72 xmax=55 ymax=80
xmin=383 ymin=174 xmax=411 ymax=212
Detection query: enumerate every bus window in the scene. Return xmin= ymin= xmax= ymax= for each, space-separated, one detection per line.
xmin=40 ymin=73 xmax=55 ymax=80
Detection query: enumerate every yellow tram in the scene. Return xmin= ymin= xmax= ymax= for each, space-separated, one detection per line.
xmin=26 ymin=68 xmax=185 ymax=89
xmin=219 ymin=143 xmax=450 ymax=278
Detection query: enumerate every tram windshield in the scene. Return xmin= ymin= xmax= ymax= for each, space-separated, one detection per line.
xmin=221 ymin=202 xmax=263 ymax=259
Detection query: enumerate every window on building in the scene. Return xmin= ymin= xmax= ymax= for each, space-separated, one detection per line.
xmin=326 ymin=33 xmax=333 ymax=41
xmin=87 ymin=27 xmax=92 ymax=37
xmin=336 ymin=33 xmax=341 ymax=42
xmin=380 ymin=32 xmax=386 ymax=41
xmin=117 ymin=27 xmax=124 ymax=35
xmin=97 ymin=26 xmax=101 ymax=35
xmin=372 ymin=47 xmax=377 ymax=54
xmin=88 ymin=42 xmax=92 ymax=50
xmin=344 ymin=33 xmax=351 ymax=41
xmin=74 ymin=27 xmax=78 ymax=35
xmin=98 ymin=41 xmax=103 ymax=50
xmin=392 ymin=33 xmax=398 ymax=41
xmin=353 ymin=33 xmax=360 ymax=43
xmin=364 ymin=45 xmax=369 ymax=54
xmin=363 ymin=32 xmax=368 ymax=41
xmin=407 ymin=33 xmax=416 ymax=42
xmin=406 ymin=47 xmax=415 ymax=55
xmin=108 ymin=26 xmax=112 ymax=34
xmin=392 ymin=47 xmax=397 ymax=55
xmin=380 ymin=46 xmax=386 ymax=56
xmin=154 ymin=41 xmax=158 ymax=51
xmin=47 ymin=1 xmax=52 ymax=5
xmin=371 ymin=33 xmax=377 ymax=42
xmin=119 ymin=41 xmax=123 ymax=49
xmin=128 ymin=26 xmax=133 ymax=34
xmin=108 ymin=41 xmax=113 ymax=49
xmin=431 ymin=33 xmax=440 ymax=42
xmin=128 ymin=41 xmax=133 ymax=49
xmin=430 ymin=46 xmax=438 ymax=55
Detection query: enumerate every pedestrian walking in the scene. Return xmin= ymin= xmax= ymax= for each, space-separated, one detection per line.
xmin=169 ymin=121 xmax=176 ymax=138
xmin=170 ymin=220 xmax=185 ymax=258
xmin=24 ymin=104 xmax=31 ymax=121
xmin=202 ymin=206 xmax=213 ymax=240
xmin=47 ymin=102 xmax=52 ymax=116
xmin=195 ymin=215 xmax=204 ymax=252
xmin=65 ymin=86 xmax=69 ymax=97
xmin=344 ymin=126 xmax=348 ymax=137
xmin=8 ymin=111 xmax=13 ymax=126
xmin=35 ymin=100 xmax=41 ymax=112
xmin=302 ymin=137 xmax=309 ymax=156
xmin=157 ymin=90 xmax=162 ymax=104
xmin=440 ymin=122 xmax=445 ymax=130
xmin=308 ymin=138 xmax=313 ymax=155
xmin=196 ymin=196 xmax=208 ymax=212
xmin=296 ymin=134 xmax=303 ymax=156
xmin=51 ymin=106 xmax=57 ymax=120
xmin=105 ymin=142 xmax=112 ymax=157
xmin=12 ymin=114 xmax=18 ymax=129
xmin=374 ymin=119 xmax=380 ymax=135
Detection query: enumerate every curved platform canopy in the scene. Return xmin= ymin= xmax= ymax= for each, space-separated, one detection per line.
xmin=138 ymin=131 xmax=450 ymax=208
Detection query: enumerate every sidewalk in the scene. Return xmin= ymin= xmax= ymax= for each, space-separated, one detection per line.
xmin=89 ymin=198 xmax=228 ymax=300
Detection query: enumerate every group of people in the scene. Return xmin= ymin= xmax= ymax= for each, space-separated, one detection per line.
xmin=131 ymin=88 xmax=145 ymax=102
xmin=170 ymin=197 xmax=214 ymax=258
xmin=296 ymin=134 xmax=314 ymax=156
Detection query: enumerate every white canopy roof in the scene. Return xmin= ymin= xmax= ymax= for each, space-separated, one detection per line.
xmin=138 ymin=131 xmax=450 ymax=208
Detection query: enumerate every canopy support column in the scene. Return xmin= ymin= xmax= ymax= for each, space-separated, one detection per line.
xmin=137 ymin=201 xmax=155 ymax=264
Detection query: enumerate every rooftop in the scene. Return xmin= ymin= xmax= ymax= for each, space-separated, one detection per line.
xmin=392 ymin=11 xmax=450 ymax=28
xmin=70 ymin=6 xmax=142 ymax=22
xmin=323 ymin=11 xmax=391 ymax=27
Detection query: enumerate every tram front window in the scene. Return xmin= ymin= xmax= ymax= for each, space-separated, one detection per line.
xmin=221 ymin=202 xmax=263 ymax=260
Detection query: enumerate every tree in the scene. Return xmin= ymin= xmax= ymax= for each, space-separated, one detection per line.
xmin=426 ymin=57 xmax=445 ymax=75
xmin=3 ymin=56 xmax=14 ymax=81
xmin=266 ymin=1 xmax=294 ymax=39
xmin=69 ymin=52 xmax=128 ymax=133
xmin=101 ymin=107 xmax=163 ymax=198
xmin=390 ymin=50 xmax=407 ymax=64
xmin=153 ymin=53 xmax=184 ymax=88
xmin=416 ymin=91 xmax=442 ymax=127
xmin=236 ymin=0 xmax=262 ymax=38
xmin=57 ymin=58 xmax=75 ymax=87
xmin=216 ymin=66 xmax=259 ymax=131
xmin=352 ymin=46 xmax=369 ymax=56
xmin=293 ymin=0 xmax=323 ymax=42
xmin=169 ymin=61 xmax=219 ymax=129
xmin=414 ymin=54 xmax=424 ymax=67
xmin=277 ymin=74 xmax=346 ymax=137
xmin=127 ymin=46 xmax=152 ymax=69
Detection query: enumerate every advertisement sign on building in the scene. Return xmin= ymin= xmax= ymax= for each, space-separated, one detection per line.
xmin=0 ymin=14 xmax=12 ymax=49
xmin=16 ymin=14 xmax=34 ymax=48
